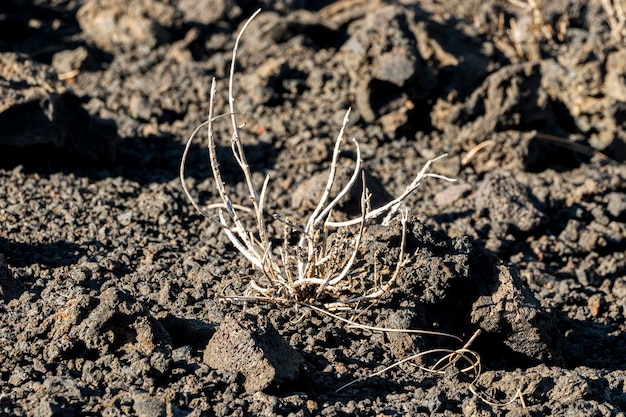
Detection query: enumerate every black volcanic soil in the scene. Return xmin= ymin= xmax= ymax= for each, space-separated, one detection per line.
xmin=1 ymin=0 xmax=625 ymax=416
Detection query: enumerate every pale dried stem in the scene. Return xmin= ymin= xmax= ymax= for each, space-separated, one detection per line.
xmin=306 ymin=114 xmax=362 ymax=232
xmin=507 ymin=0 xmax=545 ymax=62
xmin=336 ymin=341 xmax=481 ymax=392
xmin=228 ymin=8 xmax=263 ymax=204
xmin=298 ymin=112 xmax=362 ymax=281
xmin=304 ymin=108 xmax=353 ymax=235
xmin=208 ymin=79 xmax=266 ymax=270
xmin=180 ymin=117 xmax=231 ymax=228
xmin=226 ymin=9 xmax=275 ymax=275
xmin=601 ymin=0 xmax=626 ymax=42
xmin=317 ymin=175 xmax=370 ymax=299
xmin=326 ymin=154 xmax=456 ymax=228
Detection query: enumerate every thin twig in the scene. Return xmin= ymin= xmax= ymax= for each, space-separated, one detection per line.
xmin=327 ymin=154 xmax=456 ymax=228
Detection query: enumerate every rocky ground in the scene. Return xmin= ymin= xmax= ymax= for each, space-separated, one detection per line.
xmin=1 ymin=0 xmax=626 ymax=415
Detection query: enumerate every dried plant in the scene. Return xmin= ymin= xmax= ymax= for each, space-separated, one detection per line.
xmin=600 ymin=0 xmax=626 ymax=43
xmin=180 ymin=9 xmax=455 ymax=309
xmin=309 ymin=305 xmax=523 ymax=407
xmin=506 ymin=0 xmax=626 ymax=60
xmin=506 ymin=0 xmax=553 ymax=62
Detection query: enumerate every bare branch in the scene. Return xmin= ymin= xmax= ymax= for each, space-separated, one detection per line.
xmin=326 ymin=154 xmax=456 ymax=228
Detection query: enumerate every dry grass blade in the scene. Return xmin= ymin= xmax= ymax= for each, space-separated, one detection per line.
xmin=335 ymin=329 xmax=482 ymax=392
xmin=303 ymin=303 xmax=465 ymax=342
xmin=469 ymin=385 xmax=526 ymax=408
xmin=536 ymin=133 xmax=611 ymax=161
xmin=461 ymin=133 xmax=612 ymax=167
xmin=601 ymin=0 xmax=626 ymax=42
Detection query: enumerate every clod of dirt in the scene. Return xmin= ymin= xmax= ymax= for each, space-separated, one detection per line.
xmin=64 ymin=288 xmax=172 ymax=374
xmin=540 ymin=32 xmax=626 ymax=160
xmin=605 ymin=49 xmax=626 ymax=102
xmin=475 ymin=170 xmax=547 ymax=236
xmin=340 ymin=4 xmax=434 ymax=127
xmin=51 ymin=47 xmax=94 ymax=74
xmin=77 ymin=0 xmax=182 ymax=53
xmin=434 ymin=182 xmax=473 ymax=209
xmin=203 ymin=312 xmax=303 ymax=393
xmin=70 ymin=288 xmax=169 ymax=354
xmin=606 ymin=192 xmax=626 ymax=220
xmin=320 ymin=0 xmax=382 ymax=27
xmin=471 ymin=260 xmax=561 ymax=364
xmin=132 ymin=392 xmax=167 ymax=417
xmin=238 ymin=10 xmax=339 ymax=51
xmin=370 ymin=217 xmax=559 ymax=366
xmin=433 ymin=62 xmax=552 ymax=145
xmin=176 ymin=0 xmax=242 ymax=25
xmin=0 ymin=53 xmax=117 ymax=163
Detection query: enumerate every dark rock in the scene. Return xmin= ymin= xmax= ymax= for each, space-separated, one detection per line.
xmin=68 ymin=288 xmax=172 ymax=368
xmin=433 ymin=62 xmax=551 ymax=144
xmin=175 ymin=0 xmax=242 ymax=25
xmin=475 ymin=170 xmax=547 ymax=235
xmin=379 ymin=217 xmax=560 ymax=366
xmin=203 ymin=312 xmax=303 ymax=392
xmin=470 ymin=260 xmax=561 ymax=364
xmin=132 ymin=393 xmax=167 ymax=417
xmin=340 ymin=5 xmax=434 ymax=126
xmin=77 ymin=0 xmax=182 ymax=53
xmin=0 ymin=53 xmax=117 ymax=163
